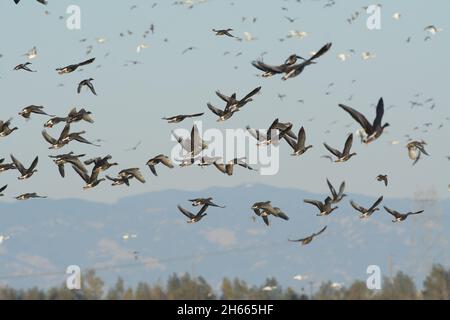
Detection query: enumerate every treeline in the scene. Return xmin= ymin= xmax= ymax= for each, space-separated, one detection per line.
xmin=0 ymin=264 xmax=449 ymax=300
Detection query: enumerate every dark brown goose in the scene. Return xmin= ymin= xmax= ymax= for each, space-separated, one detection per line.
xmin=56 ymin=58 xmax=95 ymax=74
xmin=323 ymin=134 xmax=357 ymax=163
xmin=10 ymin=154 xmax=38 ymax=180
xmin=339 ymin=98 xmax=389 ymax=144
xmin=289 ymin=226 xmax=327 ymax=245
xmin=350 ymin=196 xmax=384 ymax=219
xmin=384 ymin=206 xmax=424 ymax=223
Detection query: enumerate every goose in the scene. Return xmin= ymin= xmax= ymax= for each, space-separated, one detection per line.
xmin=77 ymin=78 xmax=97 ymax=95
xmin=56 ymin=57 xmax=95 ymax=74
xmin=0 ymin=118 xmax=18 ymax=137
xmin=376 ymin=174 xmax=388 ymax=186
xmin=10 ymin=154 xmax=38 ymax=180
xmin=49 ymin=152 xmax=86 ymax=178
xmin=63 ymin=131 xmax=100 ymax=147
xmin=162 ymin=113 xmax=204 ymax=123
xmin=146 ymin=155 xmax=174 ymax=176
xmin=177 ymin=204 xmax=208 ymax=223
xmin=15 ymin=193 xmax=47 ymax=200
xmin=283 ymin=126 xmax=313 ymax=156
xmin=207 ymin=100 xmax=237 ymax=122
xmin=42 ymin=124 xmax=71 ymax=149
xmin=106 ymin=174 xmax=131 ymax=186
xmin=251 ymin=201 xmax=289 ymax=226
xmin=304 ymin=197 xmax=338 ymax=216
xmin=14 ymin=0 xmax=47 ymax=4
xmin=189 ymin=197 xmax=225 ymax=208
xmin=106 ymin=168 xmax=145 ymax=186
xmin=215 ymin=86 xmax=261 ymax=112
xmin=14 ymin=62 xmax=36 ymax=72
xmin=326 ymin=179 xmax=346 ymax=204
xmin=0 ymin=158 xmax=16 ymax=173
xmin=252 ymin=43 xmax=332 ymax=80
xmin=72 ymin=165 xmax=105 ymax=189
xmin=247 ymin=119 xmax=294 ymax=146
xmin=66 ymin=108 xmax=94 ymax=124
xmin=19 ymin=105 xmax=55 ymax=119
xmin=213 ymin=158 xmax=256 ymax=176
xmin=350 ymin=196 xmax=384 ymax=219
xmin=339 ymin=98 xmax=389 ymax=144
xmin=84 ymin=155 xmax=118 ymax=173
xmin=384 ymin=206 xmax=424 ymax=222
xmin=172 ymin=124 xmax=208 ymax=156
xmin=118 ymin=168 xmax=146 ymax=183
xmin=212 ymin=28 xmax=237 ymax=38
xmin=44 ymin=116 xmax=67 ymax=128
xmin=0 ymin=185 xmax=7 ymax=196
xmin=323 ymin=134 xmax=357 ymax=162
xmin=289 ymin=226 xmax=327 ymax=245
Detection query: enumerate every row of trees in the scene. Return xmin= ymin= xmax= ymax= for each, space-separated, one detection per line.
xmin=0 ymin=264 xmax=449 ymax=300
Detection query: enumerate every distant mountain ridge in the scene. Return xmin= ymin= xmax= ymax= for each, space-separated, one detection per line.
xmin=0 ymin=184 xmax=448 ymax=291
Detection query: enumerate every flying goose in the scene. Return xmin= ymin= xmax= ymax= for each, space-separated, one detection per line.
xmin=107 ymin=168 xmax=145 ymax=186
xmin=10 ymin=154 xmax=38 ymax=180
xmin=177 ymin=204 xmax=208 ymax=223
xmin=66 ymin=108 xmax=94 ymax=124
xmin=56 ymin=58 xmax=96 ymax=74
xmin=213 ymin=158 xmax=256 ymax=176
xmin=376 ymin=174 xmax=388 ymax=186
xmin=146 ymin=155 xmax=174 ymax=176
xmin=326 ymin=178 xmax=346 ymax=204
xmin=338 ymin=98 xmax=389 ymax=144
xmin=72 ymin=165 xmax=105 ymax=189
xmin=49 ymin=152 xmax=86 ymax=178
xmin=0 ymin=185 xmax=7 ymax=196
xmin=251 ymin=201 xmax=289 ymax=226
xmin=14 ymin=0 xmax=47 ymax=4
xmin=304 ymin=197 xmax=338 ymax=216
xmin=0 ymin=119 xmax=18 ymax=137
xmin=14 ymin=62 xmax=36 ymax=72
xmin=384 ymin=206 xmax=424 ymax=222
xmin=0 ymin=159 xmax=16 ymax=173
xmin=215 ymin=86 xmax=261 ymax=112
xmin=162 ymin=113 xmax=204 ymax=123
xmin=247 ymin=119 xmax=294 ymax=146
xmin=64 ymin=130 xmax=100 ymax=147
xmin=172 ymin=124 xmax=208 ymax=156
xmin=118 ymin=168 xmax=146 ymax=183
xmin=252 ymin=43 xmax=332 ymax=80
xmin=283 ymin=126 xmax=313 ymax=156
xmin=15 ymin=193 xmax=47 ymax=200
xmin=350 ymin=196 xmax=384 ymax=219
xmin=42 ymin=123 xmax=71 ymax=149
xmin=189 ymin=197 xmax=225 ymax=208
xmin=106 ymin=174 xmax=131 ymax=186
xmin=212 ymin=28 xmax=237 ymax=38
xmin=289 ymin=226 xmax=327 ymax=245
xmin=77 ymin=78 xmax=97 ymax=95
xmin=84 ymin=155 xmax=118 ymax=174
xmin=19 ymin=105 xmax=54 ymax=119
xmin=44 ymin=116 xmax=67 ymax=128
xmin=323 ymin=134 xmax=357 ymax=162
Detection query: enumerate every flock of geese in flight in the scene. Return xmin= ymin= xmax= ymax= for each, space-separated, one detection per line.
xmin=3 ymin=0 xmax=445 ymax=247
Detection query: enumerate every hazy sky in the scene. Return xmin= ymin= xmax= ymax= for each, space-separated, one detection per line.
xmin=0 ymin=0 xmax=449 ymax=203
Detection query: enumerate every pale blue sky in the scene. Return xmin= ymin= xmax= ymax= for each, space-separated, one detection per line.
xmin=0 ymin=0 xmax=449 ymax=203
